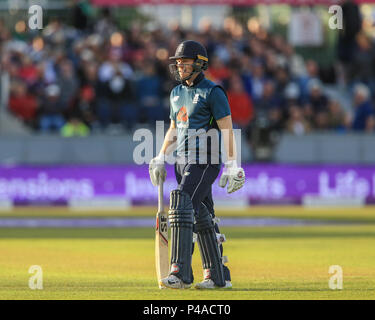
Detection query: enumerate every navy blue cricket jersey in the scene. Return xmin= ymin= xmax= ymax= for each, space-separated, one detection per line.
xmin=169 ymin=73 xmax=231 ymax=165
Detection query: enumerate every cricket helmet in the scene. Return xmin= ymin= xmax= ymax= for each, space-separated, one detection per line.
xmin=169 ymin=40 xmax=208 ymax=82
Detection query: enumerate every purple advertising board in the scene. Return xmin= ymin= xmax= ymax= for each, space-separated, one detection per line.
xmin=0 ymin=164 xmax=375 ymax=205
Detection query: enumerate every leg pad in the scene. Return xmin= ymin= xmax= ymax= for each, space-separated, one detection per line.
xmin=195 ymin=203 xmax=226 ymax=287
xmin=169 ymin=190 xmax=194 ymax=283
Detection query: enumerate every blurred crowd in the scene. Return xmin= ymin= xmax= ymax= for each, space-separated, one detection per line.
xmin=0 ymin=3 xmax=375 ymax=139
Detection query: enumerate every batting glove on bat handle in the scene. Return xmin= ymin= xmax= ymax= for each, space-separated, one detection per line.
xmin=149 ymin=154 xmax=167 ymax=187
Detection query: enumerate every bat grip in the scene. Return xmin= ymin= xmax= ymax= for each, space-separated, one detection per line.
xmin=158 ymin=181 xmax=164 ymax=212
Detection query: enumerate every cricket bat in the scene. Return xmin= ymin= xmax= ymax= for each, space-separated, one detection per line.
xmin=155 ymin=181 xmax=169 ymax=288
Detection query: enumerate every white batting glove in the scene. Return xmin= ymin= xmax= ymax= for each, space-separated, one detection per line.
xmin=149 ymin=154 xmax=167 ymax=186
xmin=219 ymin=160 xmax=245 ymax=194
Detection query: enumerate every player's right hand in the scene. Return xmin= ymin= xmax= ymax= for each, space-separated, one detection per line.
xmin=149 ymin=155 xmax=167 ymax=186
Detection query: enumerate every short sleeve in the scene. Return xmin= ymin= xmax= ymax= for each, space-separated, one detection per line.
xmin=208 ymin=86 xmax=231 ymax=120
xmin=170 ymin=108 xmax=176 ymax=121
xmin=169 ymin=91 xmax=176 ymax=121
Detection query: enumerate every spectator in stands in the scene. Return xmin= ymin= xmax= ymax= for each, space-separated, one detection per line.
xmin=299 ymin=59 xmax=320 ymax=102
xmin=283 ymin=43 xmax=306 ymax=78
xmin=97 ymin=50 xmax=137 ymax=130
xmin=283 ymin=82 xmax=301 ymax=109
xmin=274 ymin=66 xmax=291 ymax=101
xmin=286 ymin=104 xmax=311 ymax=135
xmin=18 ymin=55 xmax=39 ymax=87
xmin=61 ymin=117 xmax=90 ymax=137
xmin=39 ymin=84 xmax=66 ymax=133
xmin=327 ymin=99 xmax=347 ymax=132
xmin=57 ymin=59 xmax=79 ymax=110
xmin=74 ymin=63 xmax=99 ymax=128
xmin=227 ymin=74 xmax=254 ymax=128
xmin=72 ymin=0 xmax=94 ymax=32
xmin=349 ymin=32 xmax=375 ymax=93
xmin=250 ymin=60 xmax=266 ymax=101
xmin=254 ymin=79 xmax=284 ymax=131
xmin=42 ymin=18 xmax=67 ymax=48
xmin=264 ymin=49 xmax=279 ymax=78
xmin=248 ymin=38 xmax=265 ymax=62
xmin=303 ymin=79 xmax=329 ymax=129
xmin=136 ymin=61 xmax=163 ymax=124
xmin=72 ymin=85 xmax=97 ymax=129
xmin=94 ymin=8 xmax=117 ymax=39
xmin=237 ymin=55 xmax=253 ymax=98
xmin=337 ymin=0 xmax=362 ymax=84
xmin=8 ymin=80 xmax=38 ymax=127
xmin=351 ymin=84 xmax=375 ymax=132
xmin=0 ymin=18 xmax=6 ymax=41
xmin=206 ymin=55 xmax=231 ymax=86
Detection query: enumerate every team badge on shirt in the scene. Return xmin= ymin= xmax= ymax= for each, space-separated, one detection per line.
xmin=173 ymin=96 xmax=179 ymax=102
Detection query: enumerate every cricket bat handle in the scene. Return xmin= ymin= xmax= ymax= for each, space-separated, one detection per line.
xmin=158 ymin=181 xmax=164 ymax=212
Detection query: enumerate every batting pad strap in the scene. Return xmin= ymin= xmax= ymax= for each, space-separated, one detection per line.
xmin=193 ymin=233 xmax=198 ymax=243
xmin=195 ymin=210 xmax=214 ymax=232
xmin=213 ymin=217 xmax=220 ymax=225
xmin=168 ymin=190 xmax=194 ymax=284
xmin=216 ymin=233 xmax=226 ymax=244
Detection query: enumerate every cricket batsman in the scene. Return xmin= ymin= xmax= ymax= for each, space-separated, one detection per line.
xmin=149 ymin=40 xmax=245 ymax=289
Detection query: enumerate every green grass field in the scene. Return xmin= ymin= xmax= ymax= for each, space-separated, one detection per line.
xmin=0 ymin=207 xmax=374 ymax=300
xmin=3 ymin=205 xmax=375 ymax=223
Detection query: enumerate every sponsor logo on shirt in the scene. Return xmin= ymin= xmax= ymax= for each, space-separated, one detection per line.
xmin=176 ymin=106 xmax=189 ymax=128
xmin=177 ymin=106 xmax=188 ymax=122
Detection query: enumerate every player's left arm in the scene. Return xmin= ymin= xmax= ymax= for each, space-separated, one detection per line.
xmin=216 ymin=115 xmax=245 ymax=194
xmin=209 ymin=87 xmax=245 ymax=194
xmin=216 ymin=115 xmax=236 ymax=161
